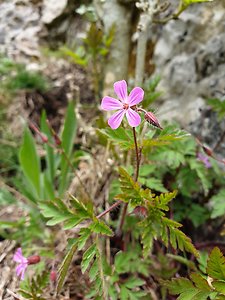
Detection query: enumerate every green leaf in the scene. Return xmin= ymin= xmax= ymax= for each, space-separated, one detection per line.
xmin=98 ymin=127 xmax=133 ymax=150
xmin=39 ymin=198 xmax=72 ymax=226
xmin=207 ymin=98 xmax=225 ymax=120
xmin=70 ymin=194 xmax=93 ymax=218
xmin=115 ymin=167 xmax=147 ymax=206
xmin=77 ymin=228 xmax=92 ymax=250
xmin=81 ymin=244 xmax=97 ymax=274
xmin=57 ymin=243 xmax=77 ymax=293
xmin=19 ymin=128 xmax=41 ymax=199
xmin=164 ymin=277 xmax=194 ymax=294
xmin=212 ymin=280 xmax=225 ymax=294
xmin=155 ymin=191 xmax=177 ymax=211
xmin=58 ymin=101 xmax=77 ymax=196
xmin=124 ymin=277 xmax=145 ymax=289
xmin=210 ymin=189 xmax=225 ymax=219
xmin=182 ymin=0 xmax=214 ymax=6
xmin=40 ymin=111 xmax=56 ymax=186
xmin=162 ymin=217 xmax=199 ymax=257
xmin=207 ymin=247 xmax=225 ymax=281
xmin=145 ymin=177 xmax=168 ymax=193
xmin=89 ymin=220 xmax=113 ymax=236
xmin=89 ymin=259 xmax=99 ymax=281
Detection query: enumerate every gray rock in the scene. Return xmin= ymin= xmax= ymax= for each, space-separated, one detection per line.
xmin=153 ymin=1 xmax=225 ymax=129
xmin=41 ymin=0 xmax=68 ymax=24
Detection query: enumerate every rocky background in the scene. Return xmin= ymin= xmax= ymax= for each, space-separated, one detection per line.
xmin=1 ymin=0 xmax=225 ymax=151
xmin=153 ymin=0 xmax=225 ymax=155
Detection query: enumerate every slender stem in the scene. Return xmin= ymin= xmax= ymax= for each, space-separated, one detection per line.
xmin=95 ymin=234 xmax=107 ymax=300
xmin=117 ymin=127 xmax=140 ymax=235
xmin=133 ymin=127 xmax=140 ymax=182
xmin=97 ymin=200 xmax=121 ymax=219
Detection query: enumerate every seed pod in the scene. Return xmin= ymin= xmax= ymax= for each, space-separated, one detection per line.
xmin=144 ymin=112 xmax=162 ymax=129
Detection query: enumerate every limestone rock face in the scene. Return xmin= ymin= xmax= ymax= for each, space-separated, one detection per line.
xmin=0 ymin=0 xmax=42 ymax=60
xmin=0 ymin=0 xmax=80 ymax=61
xmin=153 ymin=1 xmax=225 ymax=127
xmin=41 ymin=0 xmax=68 ymax=24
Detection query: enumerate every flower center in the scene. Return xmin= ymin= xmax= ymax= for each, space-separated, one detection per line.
xmin=123 ymin=103 xmax=129 ymax=110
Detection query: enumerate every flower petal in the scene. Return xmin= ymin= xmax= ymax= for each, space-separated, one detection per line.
xmin=16 ymin=264 xmax=27 ymax=279
xmin=13 ymin=248 xmax=27 ymax=263
xmin=126 ymin=109 xmax=141 ymax=127
xmin=101 ymin=96 xmax=123 ymax=111
xmin=20 ymin=265 xmax=27 ymax=280
xmin=128 ymin=87 xmax=144 ymax=106
xmin=114 ymin=80 xmax=128 ymax=102
xmin=108 ymin=109 xmax=125 ymax=129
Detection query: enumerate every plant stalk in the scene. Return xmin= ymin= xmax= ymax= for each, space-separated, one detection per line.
xmin=117 ymin=127 xmax=140 ymax=235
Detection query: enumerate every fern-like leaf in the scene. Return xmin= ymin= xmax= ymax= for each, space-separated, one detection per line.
xmin=207 ymin=247 xmax=225 ymax=281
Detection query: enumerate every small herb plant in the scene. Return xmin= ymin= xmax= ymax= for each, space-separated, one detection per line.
xmin=1 ymin=76 xmax=222 ymax=300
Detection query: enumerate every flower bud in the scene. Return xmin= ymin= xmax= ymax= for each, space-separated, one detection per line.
xmin=50 ymin=270 xmax=57 ymax=282
xmin=27 ymin=255 xmax=41 ymax=265
xmin=133 ymin=206 xmax=148 ymax=218
xmin=144 ymin=112 xmax=162 ymax=129
xmin=53 ymin=133 xmax=62 ymax=146
xmin=202 ymin=145 xmax=213 ymax=157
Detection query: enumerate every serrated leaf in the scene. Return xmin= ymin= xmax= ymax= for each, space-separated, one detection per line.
xmin=164 ymin=277 xmax=194 ymax=294
xmin=210 ymin=190 xmax=225 ymax=219
xmin=98 ymin=127 xmax=133 ymax=150
xmin=212 ymin=280 xmax=225 ymax=294
xmin=63 ymin=216 xmax=86 ymax=229
xmin=77 ymin=228 xmax=92 ymax=250
xmin=190 ymin=273 xmax=211 ymax=291
xmin=145 ymin=177 xmax=168 ymax=193
xmin=162 ymin=217 xmax=199 ymax=257
xmin=39 ymin=199 xmax=72 ymax=226
xmin=70 ymin=194 xmax=93 ymax=218
xmin=116 ymin=167 xmax=146 ymax=206
xmin=207 ymin=247 xmax=225 ymax=281
xmin=89 ymin=220 xmax=113 ymax=236
xmin=155 ymin=190 xmax=177 ymax=211
xmin=89 ymin=259 xmax=99 ymax=281
xmin=81 ymin=244 xmax=97 ymax=274
xmin=124 ymin=277 xmax=145 ymax=289
xmin=57 ymin=243 xmax=77 ymax=293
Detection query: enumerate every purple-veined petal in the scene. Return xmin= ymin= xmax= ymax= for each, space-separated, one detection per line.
xmin=20 ymin=265 xmax=27 ymax=280
xmin=108 ymin=109 xmax=126 ymax=129
xmin=13 ymin=248 xmax=27 ymax=263
xmin=114 ymin=80 xmax=128 ymax=102
xmin=126 ymin=108 xmax=141 ymax=127
xmin=16 ymin=264 xmax=26 ymax=277
xmin=101 ymin=96 xmax=123 ymax=111
xmin=128 ymin=87 xmax=144 ymax=106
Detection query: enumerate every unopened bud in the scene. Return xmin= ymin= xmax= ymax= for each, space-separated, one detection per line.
xmin=133 ymin=206 xmax=148 ymax=218
xmin=50 ymin=270 xmax=57 ymax=282
xmin=53 ymin=134 xmax=62 ymax=146
xmin=40 ymin=134 xmax=48 ymax=144
xmin=27 ymin=255 xmax=41 ymax=265
xmin=202 ymin=146 xmax=213 ymax=157
xmin=144 ymin=112 xmax=162 ymax=129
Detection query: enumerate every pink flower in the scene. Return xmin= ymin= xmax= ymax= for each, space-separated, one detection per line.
xmin=101 ymin=80 xmax=144 ymax=129
xmin=197 ymin=152 xmax=211 ymax=169
xmin=13 ymin=248 xmax=28 ymax=280
xmin=13 ymin=248 xmax=41 ymax=280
